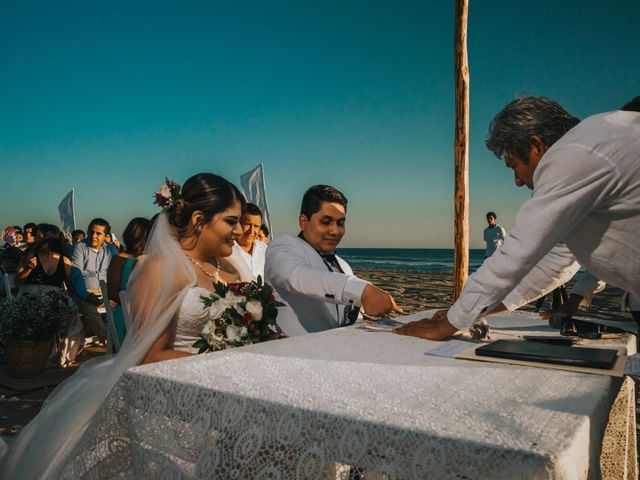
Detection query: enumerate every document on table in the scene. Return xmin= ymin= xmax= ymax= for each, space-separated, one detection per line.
xmin=424 ymin=339 xmax=477 ymax=358
xmin=358 ymin=309 xmax=440 ymax=332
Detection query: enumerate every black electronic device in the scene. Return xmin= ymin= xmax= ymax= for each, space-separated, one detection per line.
xmin=475 ymin=339 xmax=618 ymax=370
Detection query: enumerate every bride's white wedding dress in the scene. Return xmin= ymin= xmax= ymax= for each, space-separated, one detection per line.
xmin=0 ymin=213 xmax=251 ymax=479
xmin=172 ymin=286 xmax=212 ymax=354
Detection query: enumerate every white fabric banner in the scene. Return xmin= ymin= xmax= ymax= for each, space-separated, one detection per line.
xmin=240 ymin=163 xmax=272 ymax=238
xmin=58 ymin=189 xmax=76 ymax=237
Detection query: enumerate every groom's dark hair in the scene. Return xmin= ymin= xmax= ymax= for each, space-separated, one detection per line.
xmin=300 ymin=185 xmax=348 ymax=219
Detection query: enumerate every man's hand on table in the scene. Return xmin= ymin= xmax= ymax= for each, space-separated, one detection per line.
xmin=394 ymin=308 xmax=458 ymax=341
xmin=361 ymin=284 xmax=403 ymax=317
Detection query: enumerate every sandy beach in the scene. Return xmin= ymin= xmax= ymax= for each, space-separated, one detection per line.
xmin=355 ymin=268 xmax=628 ymax=321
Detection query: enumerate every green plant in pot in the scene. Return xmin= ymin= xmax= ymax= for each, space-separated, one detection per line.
xmin=0 ymin=290 xmax=77 ymax=378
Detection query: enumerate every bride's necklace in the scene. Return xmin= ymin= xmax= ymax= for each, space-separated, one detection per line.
xmin=185 ymin=253 xmax=220 ymax=280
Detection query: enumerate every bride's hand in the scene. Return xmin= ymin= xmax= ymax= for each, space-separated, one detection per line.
xmin=266 ymin=331 xmax=287 ymax=341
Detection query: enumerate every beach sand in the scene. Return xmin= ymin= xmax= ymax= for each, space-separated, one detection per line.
xmin=355 ymin=268 xmax=628 ymax=321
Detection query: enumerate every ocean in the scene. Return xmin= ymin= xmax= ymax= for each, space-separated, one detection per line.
xmin=339 ymin=248 xmax=486 ymax=273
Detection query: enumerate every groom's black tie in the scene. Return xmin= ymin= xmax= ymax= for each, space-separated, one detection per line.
xmin=320 ymin=253 xmax=342 ymax=273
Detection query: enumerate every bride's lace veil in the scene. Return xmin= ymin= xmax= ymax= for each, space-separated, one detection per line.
xmin=1 ymin=174 xmax=250 ymax=479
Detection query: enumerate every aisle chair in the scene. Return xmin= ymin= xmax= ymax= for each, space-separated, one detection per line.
xmin=2 ymin=271 xmax=13 ymax=300
xmin=119 ymin=290 xmax=132 ymax=333
xmin=99 ymin=280 xmax=121 ymax=353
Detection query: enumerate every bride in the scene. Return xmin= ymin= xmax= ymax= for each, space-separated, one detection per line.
xmin=1 ymin=173 xmax=252 ymax=479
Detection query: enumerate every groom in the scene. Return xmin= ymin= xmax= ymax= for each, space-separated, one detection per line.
xmin=265 ymin=184 xmax=402 ymax=336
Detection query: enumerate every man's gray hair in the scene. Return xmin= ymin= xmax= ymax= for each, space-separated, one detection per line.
xmin=486 ymin=96 xmax=580 ymax=163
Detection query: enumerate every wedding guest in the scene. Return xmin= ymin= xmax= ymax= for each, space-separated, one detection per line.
xmin=265 ymin=184 xmax=402 ymax=336
xmin=397 ymin=96 xmax=640 ymax=340
xmin=71 ymin=218 xmax=118 ymax=341
xmin=71 ymin=229 xmax=85 ymax=244
xmin=483 ymin=212 xmax=506 ymax=258
xmin=22 ymin=223 xmax=38 ymax=245
xmin=259 ymin=224 xmax=270 ymax=244
xmin=1 ymin=173 xmax=254 ymax=478
xmin=2 ymin=226 xmax=25 ymax=251
xmin=2 ymin=226 xmax=19 ymax=248
xmin=105 ymin=232 xmax=122 ymax=251
xmin=232 ymin=203 xmax=267 ymax=280
xmin=106 ymin=217 xmax=152 ymax=344
xmin=14 ymin=224 xmax=72 ymax=290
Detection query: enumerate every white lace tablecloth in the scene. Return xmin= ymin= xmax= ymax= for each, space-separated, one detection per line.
xmin=58 ymin=313 xmax=636 ymax=479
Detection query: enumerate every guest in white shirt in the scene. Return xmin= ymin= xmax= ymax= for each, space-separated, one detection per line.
xmin=232 ymin=203 xmax=267 ymax=280
xmin=483 ymin=211 xmax=506 ymax=258
xmin=266 ymin=184 xmax=402 ymax=336
xmin=397 ymin=96 xmax=640 ymax=340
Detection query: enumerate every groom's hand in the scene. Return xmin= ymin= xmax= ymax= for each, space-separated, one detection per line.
xmin=361 ymin=284 xmax=403 ymax=317
xmin=394 ymin=309 xmax=458 ymax=341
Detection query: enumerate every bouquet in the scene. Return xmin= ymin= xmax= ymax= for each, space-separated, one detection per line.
xmin=193 ymin=276 xmax=285 ymax=353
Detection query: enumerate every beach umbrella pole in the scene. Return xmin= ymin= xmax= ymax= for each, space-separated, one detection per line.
xmin=453 ymin=0 xmax=470 ymax=300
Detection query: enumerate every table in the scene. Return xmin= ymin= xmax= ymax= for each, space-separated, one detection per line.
xmin=57 ymin=312 xmax=636 ymax=479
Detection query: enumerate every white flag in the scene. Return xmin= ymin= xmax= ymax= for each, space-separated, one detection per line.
xmin=240 ymin=163 xmax=272 ymax=238
xmin=58 ymin=189 xmax=76 ymax=237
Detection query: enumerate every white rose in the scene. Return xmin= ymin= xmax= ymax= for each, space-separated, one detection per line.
xmin=226 ymin=293 xmax=244 ymax=307
xmin=226 ymin=324 xmax=242 ymax=343
xmin=159 ymin=184 xmax=172 ymax=198
xmin=245 ymin=300 xmax=263 ymax=321
xmin=239 ymin=326 xmax=248 ymax=338
xmin=208 ymin=298 xmax=228 ymax=320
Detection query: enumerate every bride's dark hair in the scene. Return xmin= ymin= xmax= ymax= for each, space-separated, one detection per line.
xmin=168 ymin=173 xmax=246 ymax=239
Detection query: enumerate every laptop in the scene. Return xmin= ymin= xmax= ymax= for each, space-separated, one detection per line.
xmin=475 ymin=339 xmax=618 ymax=370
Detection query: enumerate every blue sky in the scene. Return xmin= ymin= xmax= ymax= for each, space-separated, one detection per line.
xmin=1 ymin=0 xmax=638 ymax=248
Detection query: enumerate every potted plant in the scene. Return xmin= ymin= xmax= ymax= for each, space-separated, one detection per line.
xmin=0 ymin=290 xmax=77 ymax=378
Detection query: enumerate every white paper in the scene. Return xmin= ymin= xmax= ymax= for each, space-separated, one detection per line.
xmin=624 ymin=353 xmax=640 ymax=377
xmin=424 ymin=339 xmax=475 ymax=358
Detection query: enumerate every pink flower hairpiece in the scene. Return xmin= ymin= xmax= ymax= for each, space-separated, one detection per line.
xmin=154 ymin=178 xmax=182 ymax=210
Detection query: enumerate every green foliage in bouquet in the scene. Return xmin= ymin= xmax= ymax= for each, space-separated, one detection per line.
xmin=0 ymin=290 xmax=77 ymax=341
xmin=193 ymin=276 xmax=286 ymax=353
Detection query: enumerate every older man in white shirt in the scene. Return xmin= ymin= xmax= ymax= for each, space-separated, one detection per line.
xmin=397 ymin=96 xmax=640 ymax=340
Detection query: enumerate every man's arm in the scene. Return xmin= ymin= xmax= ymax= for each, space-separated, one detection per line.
xmin=265 ymin=238 xmax=366 ymax=305
xmin=501 ymin=242 xmax=580 ymax=311
xmin=71 ymin=243 xmax=90 ymax=300
xmin=446 ymin=144 xmax=619 ymax=331
xmin=265 ymin=237 xmax=401 ymax=316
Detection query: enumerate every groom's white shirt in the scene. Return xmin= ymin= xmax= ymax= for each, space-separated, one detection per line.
xmin=265 ymin=234 xmax=368 ymax=336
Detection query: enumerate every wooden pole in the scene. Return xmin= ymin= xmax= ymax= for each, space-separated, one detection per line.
xmin=453 ymin=0 xmax=469 ymax=300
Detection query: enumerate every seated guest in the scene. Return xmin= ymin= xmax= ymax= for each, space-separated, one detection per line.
xmin=14 ymin=224 xmax=72 ymax=290
xmin=23 ymin=223 xmax=38 ymax=245
xmin=265 ymin=184 xmax=402 ymax=336
xmin=259 ymin=224 xmax=270 ymax=244
xmin=232 ymin=203 xmax=267 ymax=280
xmin=0 ymin=246 xmax=23 ymax=298
xmin=106 ymin=217 xmax=152 ymax=344
xmin=2 ymin=226 xmax=25 ymax=250
xmin=71 ymin=218 xmax=117 ymax=341
xmin=105 ymin=232 xmax=122 ymax=251
xmin=71 ymin=229 xmax=85 ymax=244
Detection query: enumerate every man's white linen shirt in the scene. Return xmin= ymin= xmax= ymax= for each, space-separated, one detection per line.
xmin=483 ymin=224 xmax=506 ymax=257
xmin=233 ymin=240 xmax=267 ymax=281
xmin=449 ymin=110 xmax=640 ymax=330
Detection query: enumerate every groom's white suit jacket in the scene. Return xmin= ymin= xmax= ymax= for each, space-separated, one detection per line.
xmin=265 ymin=234 xmax=368 ymax=336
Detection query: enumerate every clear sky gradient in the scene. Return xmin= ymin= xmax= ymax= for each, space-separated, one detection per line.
xmin=1 ymin=0 xmax=638 ymax=247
